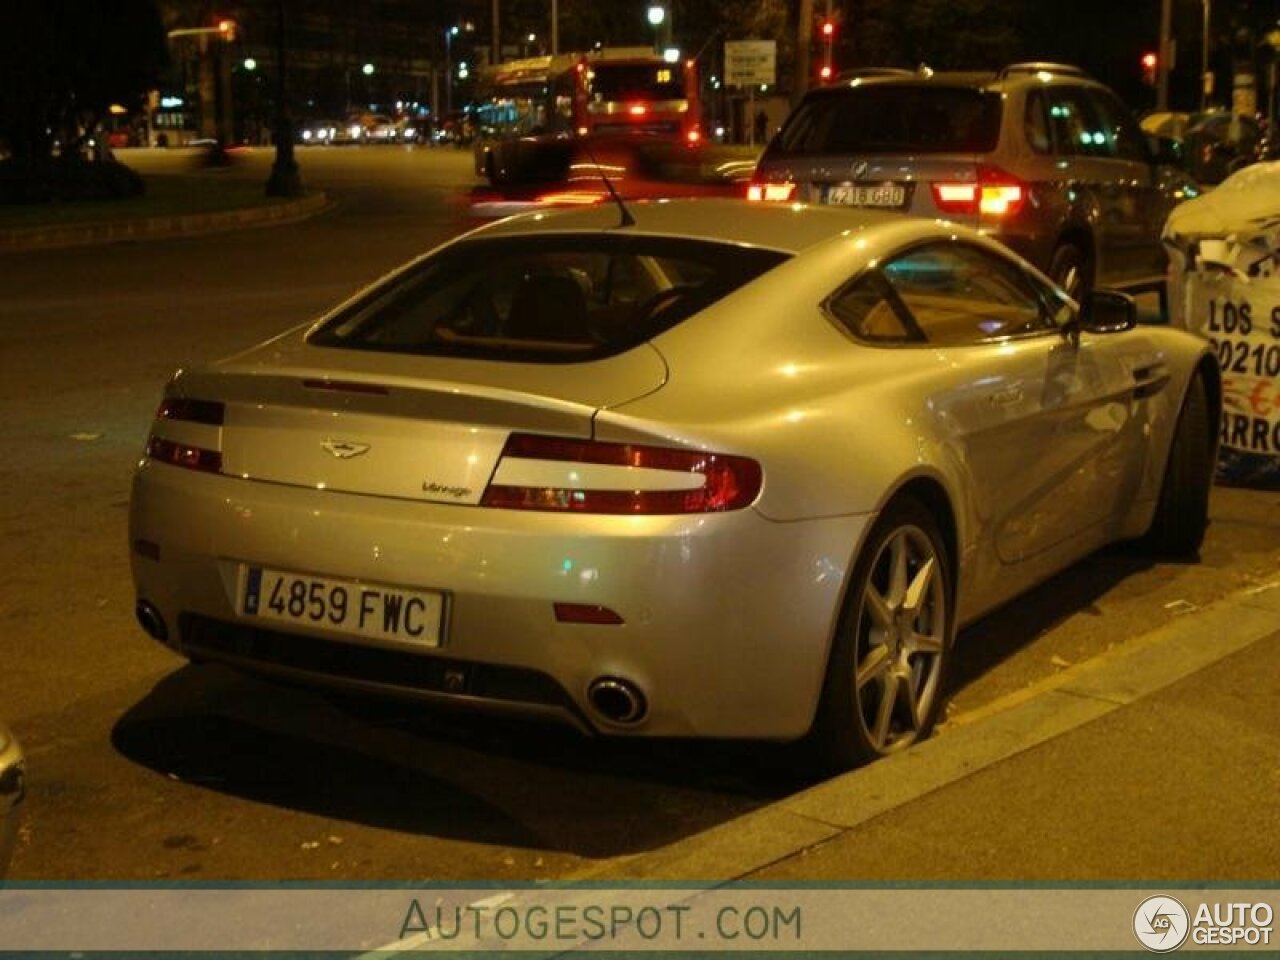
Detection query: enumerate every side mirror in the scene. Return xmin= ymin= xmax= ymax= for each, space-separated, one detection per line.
xmin=1081 ymin=289 xmax=1138 ymax=334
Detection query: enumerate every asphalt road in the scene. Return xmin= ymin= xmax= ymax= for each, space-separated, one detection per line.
xmin=0 ymin=146 xmax=1276 ymax=881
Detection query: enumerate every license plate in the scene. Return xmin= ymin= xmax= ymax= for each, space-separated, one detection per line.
xmin=240 ymin=566 xmax=445 ymax=647
xmin=825 ymin=182 xmax=906 ymax=207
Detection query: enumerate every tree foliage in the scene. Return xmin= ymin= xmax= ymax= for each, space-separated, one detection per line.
xmin=0 ymin=0 xmax=168 ymax=166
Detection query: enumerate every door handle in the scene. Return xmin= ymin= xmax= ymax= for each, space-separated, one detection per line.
xmin=1131 ymin=363 xmax=1170 ymax=399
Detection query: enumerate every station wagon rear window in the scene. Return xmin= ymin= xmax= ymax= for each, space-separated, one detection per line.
xmin=308 ymin=235 xmax=787 ymax=363
xmin=771 ymin=86 xmax=1002 ymax=156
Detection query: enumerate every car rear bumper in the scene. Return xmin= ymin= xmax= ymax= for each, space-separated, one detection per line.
xmin=129 ymin=461 xmax=867 ymax=740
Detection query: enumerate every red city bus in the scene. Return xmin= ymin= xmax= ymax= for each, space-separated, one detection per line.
xmin=473 ymin=48 xmax=700 ymax=185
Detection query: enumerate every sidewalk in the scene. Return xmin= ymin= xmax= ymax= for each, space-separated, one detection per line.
xmin=595 ymin=580 xmax=1280 ymax=882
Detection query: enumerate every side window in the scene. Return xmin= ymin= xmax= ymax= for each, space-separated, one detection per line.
xmin=1024 ymin=90 xmax=1051 ymax=155
xmin=880 ymin=243 xmax=1055 ymax=344
xmin=827 ymin=270 xmax=922 ymax=343
xmin=1045 ymin=87 xmax=1112 ymax=158
xmin=1087 ymin=89 xmax=1149 ymax=162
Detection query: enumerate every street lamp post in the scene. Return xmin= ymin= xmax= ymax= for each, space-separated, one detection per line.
xmin=1157 ymin=0 xmax=1172 ymax=111
xmin=266 ymin=0 xmax=302 ymax=197
xmin=445 ymin=25 xmax=459 ymax=117
xmin=166 ymin=22 xmax=237 ymax=155
xmin=647 ymin=5 xmax=665 ymax=54
xmin=1202 ymin=0 xmax=1213 ymax=110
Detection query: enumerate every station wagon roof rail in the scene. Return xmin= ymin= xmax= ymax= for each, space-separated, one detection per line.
xmin=997 ymin=61 xmax=1091 ymax=80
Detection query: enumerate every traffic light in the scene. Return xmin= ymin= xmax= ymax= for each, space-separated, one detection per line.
xmin=216 ymin=18 xmax=237 ymax=41
xmin=1141 ymin=51 xmax=1157 ymax=86
xmin=818 ymin=17 xmax=836 ymax=83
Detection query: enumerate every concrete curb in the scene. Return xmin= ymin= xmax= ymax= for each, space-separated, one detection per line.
xmin=0 ymin=190 xmax=331 ymax=253
xmin=578 ymin=579 xmax=1280 ymax=882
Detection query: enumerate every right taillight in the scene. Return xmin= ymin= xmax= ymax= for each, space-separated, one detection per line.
xmin=747 ymin=181 xmax=797 ymax=202
xmin=931 ymin=165 xmax=1026 ymax=218
xmin=146 ymin=397 xmax=224 ymax=473
xmin=480 ymin=433 xmax=762 ymax=514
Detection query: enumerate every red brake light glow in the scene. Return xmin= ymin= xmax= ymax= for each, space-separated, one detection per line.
xmin=628 ymin=103 xmax=648 ymax=116
xmin=302 ymin=379 xmax=390 ymax=396
xmin=931 ymin=165 xmax=1025 ymax=218
xmin=747 ymin=182 xmax=796 ymax=203
xmin=481 ymin=433 xmax=762 ymax=514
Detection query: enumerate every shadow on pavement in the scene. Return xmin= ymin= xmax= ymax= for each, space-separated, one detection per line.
xmin=111 ymin=663 xmax=791 ymax=859
xmin=111 ymin=543 xmax=1178 ymax=860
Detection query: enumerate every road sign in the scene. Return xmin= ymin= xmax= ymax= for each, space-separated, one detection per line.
xmin=724 ymin=40 xmax=776 ymax=87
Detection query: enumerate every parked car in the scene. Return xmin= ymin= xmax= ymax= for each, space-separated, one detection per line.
xmin=751 ymin=62 xmax=1198 ymax=301
xmin=1182 ymin=111 xmax=1265 ymax=184
xmin=1140 ymin=110 xmax=1265 ymax=184
xmin=0 ymin=722 xmax=24 ymax=877
xmin=130 ymin=200 xmax=1217 ymax=773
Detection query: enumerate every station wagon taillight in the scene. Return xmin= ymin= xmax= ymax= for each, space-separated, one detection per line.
xmin=747 ymin=181 xmax=796 ymax=202
xmin=931 ymin=165 xmax=1026 ymax=218
xmin=481 ymin=433 xmax=762 ymax=514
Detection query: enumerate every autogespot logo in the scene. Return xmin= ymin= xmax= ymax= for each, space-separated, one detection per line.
xmin=1134 ymin=895 xmax=1191 ymax=953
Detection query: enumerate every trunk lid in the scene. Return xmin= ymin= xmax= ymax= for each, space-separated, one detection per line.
xmin=758 ymin=153 xmax=982 ymax=225
xmin=169 ymin=335 xmax=668 ymax=505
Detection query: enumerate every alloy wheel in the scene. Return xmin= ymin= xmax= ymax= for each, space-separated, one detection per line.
xmin=853 ymin=524 xmax=948 ymax=753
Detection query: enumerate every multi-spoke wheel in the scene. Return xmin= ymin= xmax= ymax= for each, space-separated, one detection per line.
xmin=801 ymin=496 xmax=954 ymax=774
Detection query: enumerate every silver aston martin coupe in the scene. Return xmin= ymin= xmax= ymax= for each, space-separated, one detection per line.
xmin=129 ymin=199 xmax=1218 ymax=772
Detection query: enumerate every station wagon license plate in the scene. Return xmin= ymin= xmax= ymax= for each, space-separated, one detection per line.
xmin=825 ymin=182 xmax=906 ymax=208
xmin=240 ymin=566 xmax=444 ymax=647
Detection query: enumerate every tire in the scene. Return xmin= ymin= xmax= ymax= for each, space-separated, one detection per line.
xmin=484 ymin=152 xmax=503 ymax=186
xmin=1142 ymin=372 xmax=1214 ymax=557
xmin=799 ymin=496 xmax=955 ymax=776
xmin=1048 ymin=241 xmax=1093 ymax=303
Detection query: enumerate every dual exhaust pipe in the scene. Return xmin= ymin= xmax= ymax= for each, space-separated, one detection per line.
xmin=587 ymin=676 xmax=647 ymax=726
xmin=135 ymin=600 xmax=168 ymax=644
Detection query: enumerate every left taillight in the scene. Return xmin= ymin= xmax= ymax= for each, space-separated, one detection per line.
xmin=930 ymin=165 xmax=1026 ymax=218
xmin=145 ymin=397 xmax=224 ymax=473
xmin=480 ymin=433 xmax=762 ymax=514
xmin=747 ymin=181 xmax=797 ymax=203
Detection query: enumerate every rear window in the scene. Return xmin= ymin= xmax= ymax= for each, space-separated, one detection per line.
xmin=770 ymin=85 xmax=1002 ymax=156
xmin=308 ymin=235 xmax=787 ymax=363
xmin=587 ymin=63 xmax=684 ymax=102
